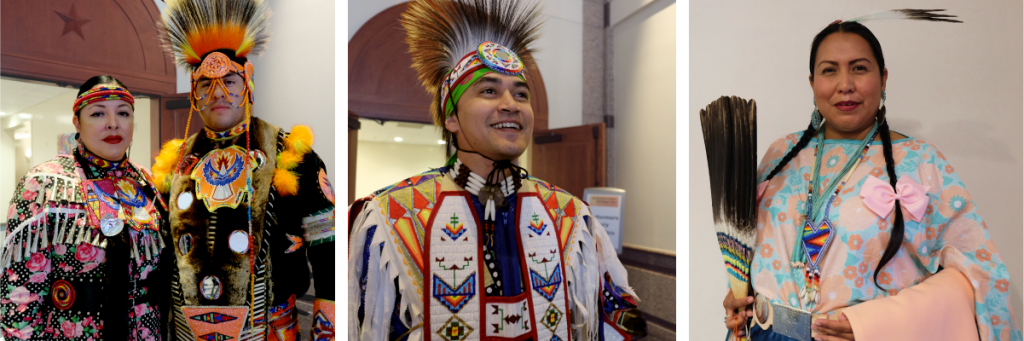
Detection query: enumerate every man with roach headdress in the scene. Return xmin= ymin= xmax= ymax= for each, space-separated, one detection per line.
xmin=152 ymin=0 xmax=336 ymax=340
xmin=348 ymin=0 xmax=646 ymax=340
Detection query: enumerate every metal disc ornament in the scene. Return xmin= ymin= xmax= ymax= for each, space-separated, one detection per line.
xmin=100 ymin=213 xmax=124 ymax=236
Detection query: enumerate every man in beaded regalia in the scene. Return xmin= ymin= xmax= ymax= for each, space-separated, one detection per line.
xmin=348 ymin=0 xmax=646 ymax=340
xmin=152 ymin=0 xmax=336 ymax=339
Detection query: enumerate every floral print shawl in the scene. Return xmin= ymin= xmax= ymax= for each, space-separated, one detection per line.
xmin=2 ymin=153 xmax=169 ymax=340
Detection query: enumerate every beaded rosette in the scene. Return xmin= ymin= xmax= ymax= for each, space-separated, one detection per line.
xmin=439 ymin=41 xmax=527 ymax=118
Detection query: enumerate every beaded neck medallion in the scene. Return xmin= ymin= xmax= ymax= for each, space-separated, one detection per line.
xmin=798 ymin=125 xmax=878 ymax=308
xmin=77 ymin=146 xmax=128 ymax=172
xmin=204 ymin=118 xmax=248 ymax=141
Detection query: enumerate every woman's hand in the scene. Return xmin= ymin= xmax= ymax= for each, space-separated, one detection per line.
xmin=812 ymin=313 xmax=854 ymax=340
xmin=722 ymin=289 xmax=753 ymax=337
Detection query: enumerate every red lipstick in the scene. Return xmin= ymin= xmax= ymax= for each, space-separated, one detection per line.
xmin=835 ymin=101 xmax=860 ymax=111
xmin=102 ymin=136 xmax=123 ymax=144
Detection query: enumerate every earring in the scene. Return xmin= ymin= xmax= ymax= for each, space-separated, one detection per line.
xmin=879 ymin=90 xmax=886 ymax=110
xmin=811 ymin=97 xmax=823 ymax=129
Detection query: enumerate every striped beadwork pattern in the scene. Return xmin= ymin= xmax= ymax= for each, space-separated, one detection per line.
xmin=718 ymin=232 xmax=753 ymax=283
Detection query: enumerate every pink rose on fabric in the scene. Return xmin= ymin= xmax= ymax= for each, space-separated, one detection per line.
xmin=29 ymin=272 xmax=47 ymax=283
xmin=6 ymin=204 xmax=15 ymax=218
xmin=26 ymin=252 xmax=49 ymax=272
xmin=39 ymin=163 xmax=61 ymax=174
xmin=61 ymin=320 xmax=84 ymax=338
xmin=133 ymin=303 xmax=151 ymax=318
xmin=3 ymin=286 xmax=40 ymax=312
xmin=7 ymin=272 xmax=17 ymax=282
xmin=54 ymin=244 xmax=67 ymax=255
xmin=79 ymin=262 xmax=100 ymax=274
xmin=4 ymin=325 xmax=34 ymax=339
xmin=76 ymin=244 xmax=99 ymax=263
xmin=21 ymin=190 xmax=37 ymax=202
xmin=140 ymin=265 xmax=153 ymax=280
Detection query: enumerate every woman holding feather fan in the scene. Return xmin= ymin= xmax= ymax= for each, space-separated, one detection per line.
xmin=722 ymin=10 xmax=1021 ymax=341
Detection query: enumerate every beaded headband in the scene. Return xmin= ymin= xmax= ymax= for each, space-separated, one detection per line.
xmin=439 ymin=41 xmax=527 ymax=118
xmin=73 ymin=87 xmax=135 ymax=113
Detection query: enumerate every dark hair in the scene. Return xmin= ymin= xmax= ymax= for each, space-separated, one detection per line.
xmin=75 ymin=75 xmax=129 ymax=116
xmin=767 ymin=21 xmax=901 ymax=292
xmin=809 ymin=22 xmax=886 ymax=80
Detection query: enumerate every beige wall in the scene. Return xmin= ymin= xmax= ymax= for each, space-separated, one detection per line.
xmin=0 ymin=124 xmax=14 ymax=223
xmin=689 ymin=1 xmax=1024 ymax=339
xmin=613 ymin=0 xmax=677 ymax=254
xmin=355 ymin=141 xmax=445 ymax=198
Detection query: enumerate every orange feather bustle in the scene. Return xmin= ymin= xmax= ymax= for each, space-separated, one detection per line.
xmin=152 ymin=139 xmax=185 ymax=193
xmin=283 ymin=125 xmax=313 ymax=155
xmin=273 ymin=168 xmax=299 ymax=196
xmin=272 ymin=125 xmax=314 ymax=196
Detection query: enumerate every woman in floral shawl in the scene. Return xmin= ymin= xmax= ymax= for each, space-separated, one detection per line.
xmin=1 ymin=75 xmax=171 ymax=340
xmin=722 ymin=20 xmax=1022 ymax=341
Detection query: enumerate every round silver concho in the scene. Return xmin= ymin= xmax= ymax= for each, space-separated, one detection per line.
xmin=201 ymin=275 xmax=222 ymax=300
xmin=99 ymin=213 xmax=124 ymax=237
xmin=178 ymin=234 xmax=193 ymax=256
xmin=177 ymin=192 xmax=194 ymax=210
xmin=228 ymin=230 xmax=249 ymax=254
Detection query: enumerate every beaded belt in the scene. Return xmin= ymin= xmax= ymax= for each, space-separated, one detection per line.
xmin=751 ymin=292 xmax=813 ymax=341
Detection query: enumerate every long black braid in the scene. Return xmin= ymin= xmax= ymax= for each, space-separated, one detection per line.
xmin=765 ymin=21 xmax=904 ymax=291
xmin=764 ymin=122 xmax=818 ymax=182
xmin=873 ymin=107 xmax=905 ymax=291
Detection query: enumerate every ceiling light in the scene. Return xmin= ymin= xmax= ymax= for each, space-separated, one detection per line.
xmin=0 ymin=112 xmax=6 ymax=117
xmin=17 ymin=113 xmax=31 ymax=119
xmin=437 ymin=140 xmax=445 ymax=145
xmin=394 ymin=137 xmax=403 ymax=142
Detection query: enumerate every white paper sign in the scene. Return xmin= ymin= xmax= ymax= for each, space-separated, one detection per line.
xmin=583 ymin=188 xmax=625 ymax=254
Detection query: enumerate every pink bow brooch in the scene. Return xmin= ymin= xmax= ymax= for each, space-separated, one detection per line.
xmin=859 ymin=175 xmax=930 ymax=222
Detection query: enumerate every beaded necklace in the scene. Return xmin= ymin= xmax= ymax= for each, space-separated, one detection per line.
xmin=448 ymin=159 xmax=516 ymax=222
xmin=204 ymin=118 xmax=248 ymax=141
xmin=77 ymin=145 xmax=128 ymax=171
xmin=795 ymin=122 xmax=878 ymax=309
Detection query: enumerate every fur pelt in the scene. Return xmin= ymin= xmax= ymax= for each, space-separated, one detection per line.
xmin=168 ymin=117 xmax=280 ymax=306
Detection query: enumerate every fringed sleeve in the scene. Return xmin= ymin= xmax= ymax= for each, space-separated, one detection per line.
xmin=573 ymin=203 xmax=646 ymax=340
xmin=349 ymin=198 xmax=424 ymax=341
xmin=1 ymin=160 xmax=86 ymax=340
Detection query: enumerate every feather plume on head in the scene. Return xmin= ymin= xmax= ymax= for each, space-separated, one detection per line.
xmin=160 ymin=0 xmax=271 ymax=71
xmin=847 ymin=9 xmax=962 ymax=24
xmin=400 ymin=0 xmax=543 ymax=128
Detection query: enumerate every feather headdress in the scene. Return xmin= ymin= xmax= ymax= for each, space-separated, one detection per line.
xmin=400 ymin=0 xmax=543 ymax=126
xmin=699 ymin=96 xmax=758 ymax=339
xmin=160 ymin=0 xmax=271 ymax=71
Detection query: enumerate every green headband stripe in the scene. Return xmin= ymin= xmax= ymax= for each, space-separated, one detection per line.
xmin=443 ymin=69 xmax=527 ymax=119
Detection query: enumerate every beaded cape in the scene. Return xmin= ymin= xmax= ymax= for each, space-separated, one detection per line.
xmin=349 ymin=169 xmax=644 ymax=341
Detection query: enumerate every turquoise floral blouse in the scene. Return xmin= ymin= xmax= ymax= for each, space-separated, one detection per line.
xmin=751 ymin=131 xmax=1021 ymax=341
